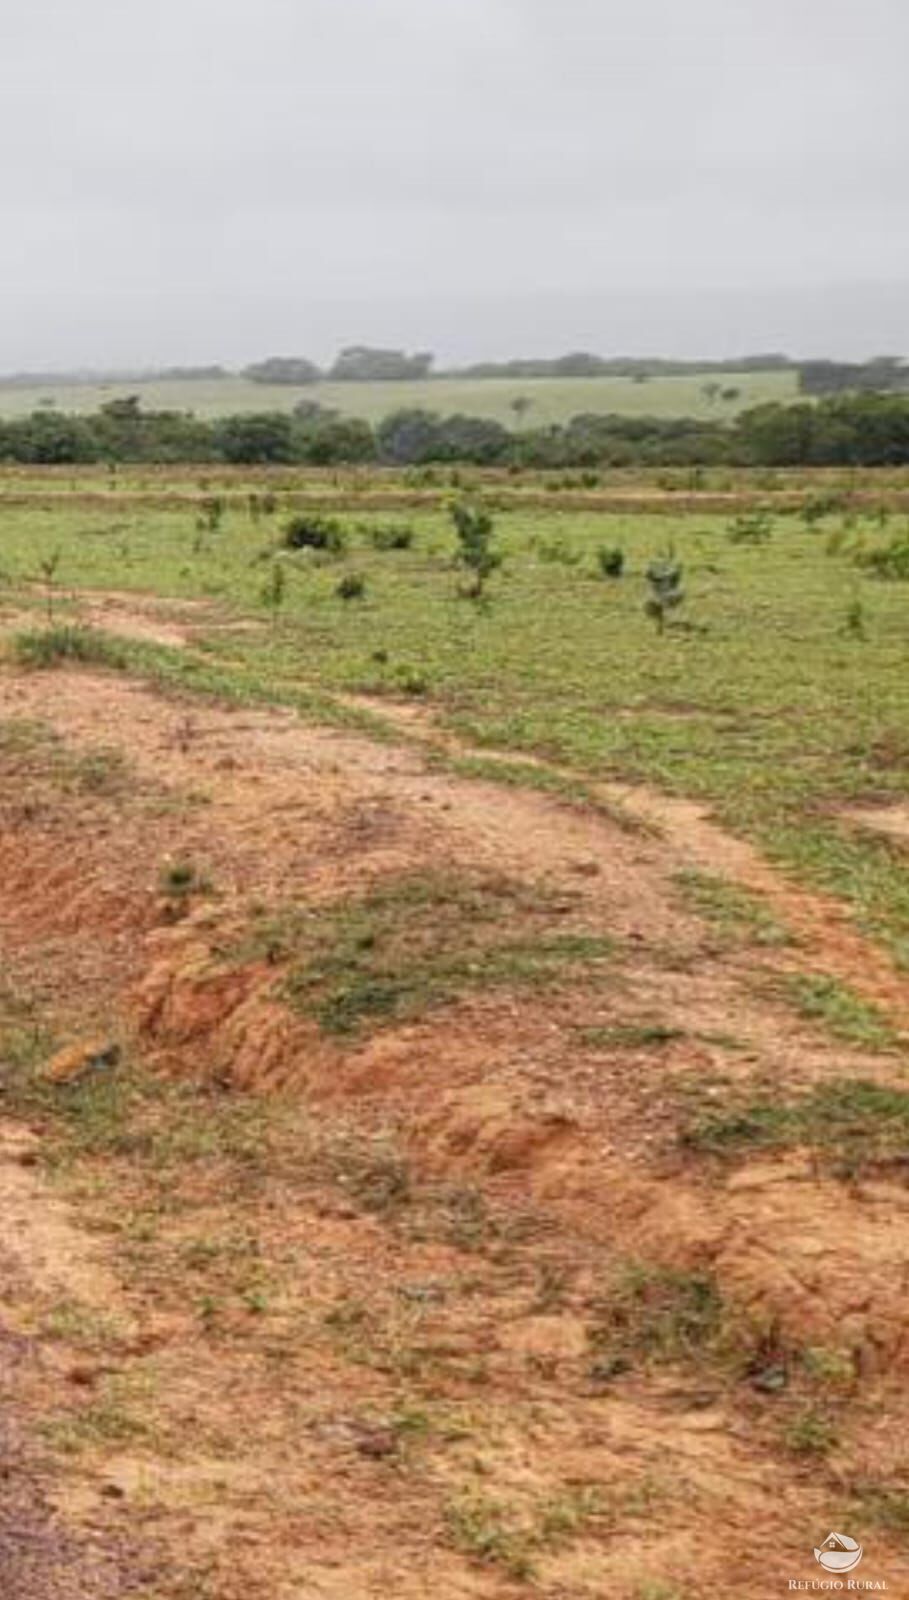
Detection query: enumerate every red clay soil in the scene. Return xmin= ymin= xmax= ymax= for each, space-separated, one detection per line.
xmin=0 ymin=657 xmax=908 ymax=1598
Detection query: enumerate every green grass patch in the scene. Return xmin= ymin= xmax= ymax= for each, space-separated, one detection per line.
xmin=13 ymin=623 xmax=130 ymax=670
xmin=238 ymin=870 xmax=614 ymax=1034
xmin=674 ymin=868 xmax=792 ymax=947
xmin=778 ymin=973 xmax=904 ymax=1051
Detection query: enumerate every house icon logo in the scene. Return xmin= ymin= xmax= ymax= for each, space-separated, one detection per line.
xmin=814 ymin=1533 xmax=863 ymax=1574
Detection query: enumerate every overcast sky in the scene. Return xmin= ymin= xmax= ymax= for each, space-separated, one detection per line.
xmin=2 ymin=0 xmax=908 ymax=368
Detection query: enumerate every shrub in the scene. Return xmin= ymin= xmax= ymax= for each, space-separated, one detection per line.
xmin=644 ymin=555 xmax=685 ymax=633
xmin=450 ymin=498 xmax=502 ymax=599
xmin=283 ymin=514 xmax=346 ymax=553
xmin=336 ymin=572 xmax=366 ymax=601
xmin=597 ymin=545 xmax=625 ymax=578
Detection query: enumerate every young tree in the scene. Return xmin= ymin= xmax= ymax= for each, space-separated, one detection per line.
xmin=450 ymin=498 xmax=502 ymax=599
xmin=645 ymin=554 xmax=685 ymax=633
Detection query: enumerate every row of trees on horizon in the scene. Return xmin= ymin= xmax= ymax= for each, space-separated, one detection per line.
xmin=6 ymin=390 xmax=909 ymax=467
xmin=1 ymin=349 xmax=907 ymax=395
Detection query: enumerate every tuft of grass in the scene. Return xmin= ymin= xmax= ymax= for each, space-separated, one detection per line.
xmin=588 ymin=1261 xmax=723 ymax=1368
xmin=445 ymin=1495 xmax=536 ymax=1581
xmin=778 ymin=973 xmax=903 ymax=1052
xmin=783 ymin=1407 xmax=838 ymax=1458
xmin=159 ymin=857 xmax=209 ymax=899
xmin=13 ymin=624 xmax=129 ymax=670
xmin=683 ymin=1076 xmax=909 ymax=1179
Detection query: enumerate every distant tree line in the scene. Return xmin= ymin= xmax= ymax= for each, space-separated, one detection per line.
xmin=6 ymin=391 xmax=909 ymax=467
xmin=243 ymin=347 xmax=434 ymax=384
xmin=3 ymin=350 xmax=907 ymax=396
xmin=797 ymin=357 xmax=909 ymax=395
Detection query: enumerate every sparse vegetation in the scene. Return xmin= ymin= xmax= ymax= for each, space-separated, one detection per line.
xmin=674 ymin=869 xmax=792 ymax=947
xmin=13 ymin=624 xmax=129 ymax=670
xmin=684 ymin=1077 xmax=909 ymax=1177
xmin=588 ymin=1262 xmax=723 ymax=1368
xmin=779 ymin=973 xmax=903 ymax=1051
xmin=236 ymin=871 xmax=613 ymax=1034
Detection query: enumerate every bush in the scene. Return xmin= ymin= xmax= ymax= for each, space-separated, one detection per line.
xmin=644 ymin=555 xmax=685 ymax=633
xmin=336 ymin=572 xmax=366 ymax=600
xmin=283 ymin=514 xmax=346 ymax=553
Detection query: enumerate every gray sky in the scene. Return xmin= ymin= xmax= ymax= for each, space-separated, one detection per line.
xmin=2 ymin=0 xmax=908 ymax=368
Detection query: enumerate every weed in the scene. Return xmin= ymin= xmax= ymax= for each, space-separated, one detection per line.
xmin=843 ymin=595 xmax=866 ymax=638
xmin=159 ymin=858 xmax=207 ymax=899
xmin=446 ymin=1494 xmax=535 ymax=1581
xmin=260 ymin=559 xmax=287 ymax=619
xmin=36 ymin=547 xmax=62 ymax=622
xmin=41 ymin=1372 xmax=156 ymax=1456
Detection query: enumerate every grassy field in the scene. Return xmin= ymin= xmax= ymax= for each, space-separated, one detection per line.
xmin=2 ymin=477 xmax=908 ymax=960
xmin=0 ymin=367 xmax=800 ymax=423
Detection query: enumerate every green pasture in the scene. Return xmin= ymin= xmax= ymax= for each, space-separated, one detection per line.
xmin=0 ymin=368 xmax=799 ymax=424
xmin=2 ymin=489 xmax=908 ymax=960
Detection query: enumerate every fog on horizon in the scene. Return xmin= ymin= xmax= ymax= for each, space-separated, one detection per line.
xmin=2 ymin=0 xmax=908 ymax=370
